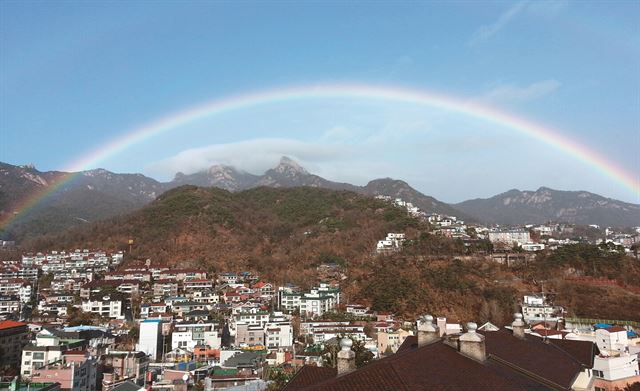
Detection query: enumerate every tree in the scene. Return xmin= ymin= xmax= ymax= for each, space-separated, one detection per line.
xmin=322 ymin=337 xmax=374 ymax=369
xmin=623 ymin=382 xmax=640 ymax=391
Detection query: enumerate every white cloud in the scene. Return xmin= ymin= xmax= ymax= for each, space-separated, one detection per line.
xmin=468 ymin=1 xmax=567 ymax=46
xmin=482 ymin=79 xmax=561 ymax=102
xmin=469 ymin=1 xmax=529 ymax=46
xmin=144 ymin=138 xmax=351 ymax=179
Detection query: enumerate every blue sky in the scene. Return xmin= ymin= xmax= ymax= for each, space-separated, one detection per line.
xmin=1 ymin=1 xmax=638 ymax=203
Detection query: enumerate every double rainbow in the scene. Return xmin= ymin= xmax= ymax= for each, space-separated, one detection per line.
xmin=2 ymin=83 xmax=638 ymax=231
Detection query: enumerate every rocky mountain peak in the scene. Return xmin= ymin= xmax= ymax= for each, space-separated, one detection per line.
xmin=273 ymin=156 xmax=309 ymax=176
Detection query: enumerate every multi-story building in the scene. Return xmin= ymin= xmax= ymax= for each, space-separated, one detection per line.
xmin=158 ymin=269 xmax=207 ymax=282
xmin=0 ymin=266 xmax=39 ymax=281
xmin=104 ymin=271 xmax=151 ymax=282
xmin=152 ymin=280 xmax=179 ymax=297
xmin=0 ymin=320 xmax=29 ymax=369
xmin=28 ymin=351 xmax=98 ymax=391
xmin=234 ymin=309 xmax=271 ymax=326
xmin=264 ymin=317 xmax=293 ymax=350
xmin=521 ymin=294 xmax=564 ymax=324
xmin=81 ymin=295 xmax=124 ymax=319
xmin=0 ymin=295 xmax=21 ymax=315
xmin=377 ymin=329 xmax=412 ymax=354
xmin=100 ymin=351 xmax=149 ymax=390
xmin=0 ymin=278 xmax=33 ymax=303
xmin=235 ymin=323 xmax=265 ymax=348
xmin=376 ymin=233 xmax=406 ymax=253
xmin=182 ymin=279 xmax=213 ymax=292
xmin=171 ymin=323 xmax=220 ymax=351
xmin=21 ymin=329 xmax=87 ymax=378
xmin=278 ymin=283 xmax=340 ymax=318
xmin=593 ymin=326 xmax=640 ymax=390
xmin=300 ymin=321 xmax=367 ymax=344
xmin=80 ymin=280 xmax=139 ymax=300
xmin=136 ymin=319 xmax=163 ymax=361
xmin=488 ymin=228 xmax=531 ymax=246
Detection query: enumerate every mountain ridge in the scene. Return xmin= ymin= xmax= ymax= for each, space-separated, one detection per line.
xmin=2 ymin=158 xmax=638 ymax=241
xmin=454 ymin=186 xmax=640 ymax=227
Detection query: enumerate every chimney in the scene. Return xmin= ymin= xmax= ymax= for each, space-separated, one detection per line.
xmin=459 ymin=322 xmax=486 ymax=362
xmin=437 ymin=317 xmax=447 ymax=337
xmin=337 ymin=338 xmax=356 ymax=376
xmin=556 ymin=317 xmax=565 ymax=331
xmin=512 ymin=313 xmax=526 ymax=339
xmin=418 ymin=315 xmax=440 ymax=347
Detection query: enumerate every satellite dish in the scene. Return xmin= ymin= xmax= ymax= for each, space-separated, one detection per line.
xmin=182 ymin=374 xmax=189 ymax=382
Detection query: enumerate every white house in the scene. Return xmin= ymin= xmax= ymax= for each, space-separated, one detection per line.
xmin=81 ymin=296 xmax=124 ymax=319
xmin=593 ymin=326 xmax=640 ymax=389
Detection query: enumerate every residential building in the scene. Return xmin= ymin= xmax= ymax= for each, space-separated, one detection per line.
xmin=136 ymin=319 xmax=163 ymax=361
xmin=29 ymin=351 xmax=98 ymax=391
xmin=592 ymin=326 xmax=640 ymax=390
xmin=521 ymin=294 xmax=564 ymax=324
xmin=378 ymin=329 xmax=412 ymax=354
xmin=0 ymin=320 xmax=29 ymax=369
xmin=0 ymin=295 xmax=21 ymax=315
xmin=488 ymin=228 xmax=531 ymax=246
xmin=0 ymin=278 xmax=33 ymax=303
xmin=21 ymin=329 xmax=87 ymax=378
xmin=152 ymin=280 xmax=179 ymax=297
xmin=171 ymin=323 xmax=220 ymax=351
xmin=81 ymin=296 xmax=124 ymax=319
xmin=278 ymin=283 xmax=340 ymax=318
xmin=376 ymin=233 xmax=405 ymax=253
xmin=235 ymin=323 xmax=265 ymax=348
xmin=100 ymin=351 xmax=149 ymax=390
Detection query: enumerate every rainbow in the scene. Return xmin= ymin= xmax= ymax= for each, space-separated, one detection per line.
xmin=2 ymin=83 xmax=638 ymax=231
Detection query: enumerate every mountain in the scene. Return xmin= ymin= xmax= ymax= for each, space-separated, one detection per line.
xmin=454 ymin=187 xmax=640 ymax=227
xmin=361 ymin=178 xmax=465 ymax=219
xmin=27 ymin=185 xmax=424 ymax=271
xmin=171 ymin=165 xmax=259 ymax=191
xmin=0 ymin=162 xmax=163 ymax=240
xmin=28 ymin=185 xmax=640 ymax=323
xmin=167 ymin=157 xmax=457 ymax=216
xmin=3 ymin=158 xmax=639 ymax=241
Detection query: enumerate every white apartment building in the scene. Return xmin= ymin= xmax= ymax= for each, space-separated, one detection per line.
xmin=488 ymin=229 xmax=532 ymax=245
xmin=300 ymin=321 xmax=367 ymax=344
xmin=81 ymin=296 xmax=124 ymax=319
xmin=136 ymin=319 xmax=162 ymax=361
xmin=265 ymin=321 xmax=293 ymax=349
xmin=171 ymin=323 xmax=220 ymax=351
xmin=0 ymin=295 xmax=21 ymax=314
xmin=593 ymin=327 xmax=640 ymax=390
xmin=279 ymin=283 xmax=341 ymax=318
xmin=0 ymin=278 xmax=32 ymax=303
xmin=521 ymin=295 xmax=564 ymax=323
xmin=376 ymin=233 xmax=406 ymax=253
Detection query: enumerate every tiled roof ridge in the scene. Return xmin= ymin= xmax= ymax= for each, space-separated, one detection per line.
xmin=487 ymin=353 xmax=568 ymax=390
xmin=545 ymin=338 xmax=594 ymax=368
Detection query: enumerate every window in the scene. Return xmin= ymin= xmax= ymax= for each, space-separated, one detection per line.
xmin=593 ymin=370 xmax=604 ymax=378
xmin=33 ymin=353 xmax=44 ymax=360
xmin=595 ymin=387 xmax=605 ymax=391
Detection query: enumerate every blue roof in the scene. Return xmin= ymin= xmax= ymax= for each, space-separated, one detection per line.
xmin=628 ymin=330 xmax=638 ymax=338
xmin=142 ymin=319 xmax=162 ymax=323
xmin=594 ymin=323 xmax=612 ymax=329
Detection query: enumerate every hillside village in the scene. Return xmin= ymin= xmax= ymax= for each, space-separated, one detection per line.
xmin=0 ymin=195 xmax=639 ymax=391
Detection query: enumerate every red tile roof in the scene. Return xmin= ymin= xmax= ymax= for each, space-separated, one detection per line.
xmin=0 ymin=320 xmax=27 ymax=330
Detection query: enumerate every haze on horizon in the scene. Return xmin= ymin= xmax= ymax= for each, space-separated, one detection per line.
xmin=1 ymin=1 xmax=638 ymax=204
